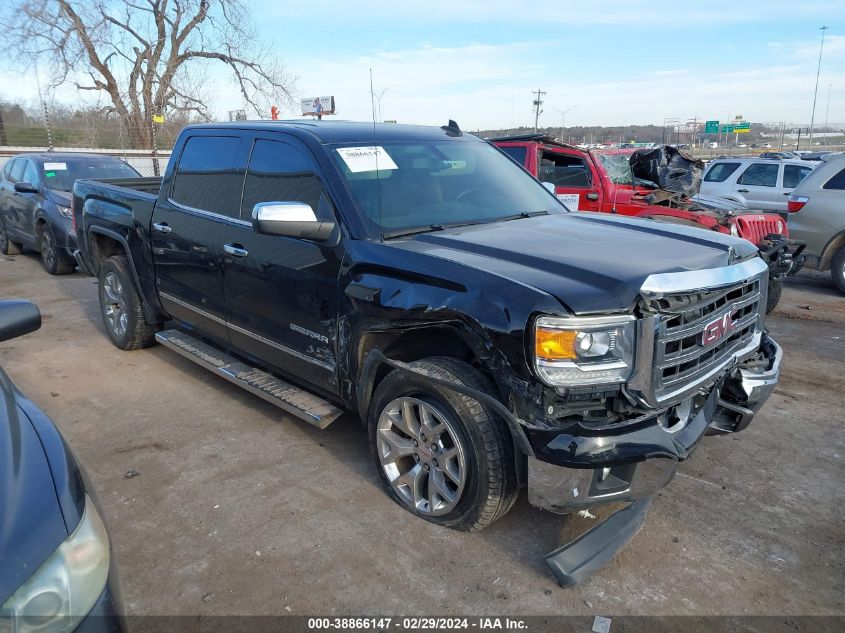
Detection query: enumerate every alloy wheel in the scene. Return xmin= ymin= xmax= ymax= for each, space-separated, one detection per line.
xmin=102 ymin=272 xmax=128 ymax=337
xmin=376 ymin=396 xmax=467 ymax=516
xmin=41 ymin=228 xmax=55 ymax=268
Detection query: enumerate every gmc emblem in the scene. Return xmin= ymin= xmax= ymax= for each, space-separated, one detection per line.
xmin=701 ymin=311 xmax=737 ymax=346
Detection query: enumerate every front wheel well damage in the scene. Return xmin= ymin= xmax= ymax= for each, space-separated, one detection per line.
xmin=354 ymin=325 xmax=489 ymax=422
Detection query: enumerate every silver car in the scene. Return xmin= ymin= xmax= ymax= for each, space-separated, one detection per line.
xmin=786 ymin=154 xmax=845 ymax=293
xmin=700 ymin=158 xmax=814 ymax=213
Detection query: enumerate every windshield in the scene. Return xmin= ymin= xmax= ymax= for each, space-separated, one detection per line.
xmin=41 ymin=158 xmax=139 ymax=192
xmin=330 ymin=141 xmax=564 ymax=237
xmin=598 ymin=153 xmax=634 ymax=185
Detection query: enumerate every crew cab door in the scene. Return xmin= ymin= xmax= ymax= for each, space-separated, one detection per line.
xmin=536 ymin=147 xmax=600 ymax=212
xmin=151 ymin=134 xmax=248 ymax=341
xmin=220 ymin=136 xmax=341 ymax=393
xmin=732 ymin=162 xmax=781 ymax=210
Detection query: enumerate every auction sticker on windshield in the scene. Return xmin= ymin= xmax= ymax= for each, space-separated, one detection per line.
xmin=336 ymin=146 xmax=398 ymax=173
xmin=556 ymin=193 xmax=580 ymax=211
xmin=44 ymin=162 xmax=68 ymax=170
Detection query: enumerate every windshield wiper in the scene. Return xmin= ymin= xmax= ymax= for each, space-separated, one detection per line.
xmin=382 ymin=224 xmax=447 ymax=239
xmin=497 ymin=210 xmax=550 ymax=222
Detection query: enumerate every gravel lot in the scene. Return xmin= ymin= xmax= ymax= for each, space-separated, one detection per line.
xmin=1 ymin=254 xmax=843 ymax=616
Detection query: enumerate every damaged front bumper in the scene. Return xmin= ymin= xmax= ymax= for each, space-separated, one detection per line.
xmin=528 ymin=333 xmax=782 ymax=586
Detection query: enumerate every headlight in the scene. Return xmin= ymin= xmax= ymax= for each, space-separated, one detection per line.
xmin=534 ymin=314 xmax=636 ymax=386
xmin=1 ymin=495 xmax=110 ymax=633
xmin=57 ymin=206 xmax=72 ymax=219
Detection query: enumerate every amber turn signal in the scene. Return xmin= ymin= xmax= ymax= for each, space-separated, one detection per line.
xmin=535 ymin=328 xmax=578 ymax=360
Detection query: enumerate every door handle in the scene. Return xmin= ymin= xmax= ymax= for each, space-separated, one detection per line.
xmin=152 ymin=222 xmax=172 ymax=234
xmin=782 ymin=192 xmax=790 ymax=196
xmin=586 ymin=192 xmax=599 ymax=201
xmin=223 ymin=243 xmax=249 ymax=258
xmin=736 ymin=189 xmax=750 ymax=193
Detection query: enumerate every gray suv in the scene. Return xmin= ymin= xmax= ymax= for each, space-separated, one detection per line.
xmin=786 ymin=154 xmax=845 ymax=293
xmin=701 ymin=158 xmax=814 ymax=214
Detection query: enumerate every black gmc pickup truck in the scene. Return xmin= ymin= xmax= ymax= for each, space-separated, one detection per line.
xmin=73 ymin=120 xmax=782 ymax=586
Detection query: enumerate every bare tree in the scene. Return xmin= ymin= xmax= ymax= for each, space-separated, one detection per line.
xmin=1 ymin=0 xmax=296 ymax=148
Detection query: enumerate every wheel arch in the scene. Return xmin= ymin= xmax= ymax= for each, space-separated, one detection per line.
xmin=87 ymin=227 xmax=164 ymax=324
xmin=820 ymin=230 xmax=845 ymax=270
xmin=354 ymin=323 xmax=484 ymax=422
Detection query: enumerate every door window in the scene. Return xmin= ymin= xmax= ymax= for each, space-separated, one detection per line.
xmin=10 ymin=159 xmax=26 ymax=183
xmin=21 ymin=161 xmax=39 ymax=187
xmin=822 ymin=168 xmax=845 ymax=190
xmin=240 ymin=140 xmax=326 ymax=219
xmin=170 ymin=136 xmax=244 ymax=217
xmin=737 ymin=163 xmax=779 ymax=187
xmin=704 ymin=162 xmax=740 ymax=182
xmin=3 ymin=159 xmax=18 ymax=182
xmin=782 ymin=164 xmax=812 ymax=189
xmin=537 ymin=151 xmax=591 ymax=187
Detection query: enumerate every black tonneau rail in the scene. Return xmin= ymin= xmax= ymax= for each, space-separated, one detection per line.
xmin=93 ymin=176 xmax=163 ymax=195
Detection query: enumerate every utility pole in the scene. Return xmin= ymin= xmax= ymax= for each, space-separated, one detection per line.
xmin=808 ymin=25 xmax=830 ymax=145
xmin=532 ymin=89 xmax=545 ymax=133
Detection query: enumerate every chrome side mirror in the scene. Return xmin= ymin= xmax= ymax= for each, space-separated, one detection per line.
xmin=251 ymin=202 xmax=335 ymax=241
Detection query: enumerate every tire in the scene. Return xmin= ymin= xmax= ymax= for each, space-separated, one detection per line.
xmin=368 ymin=357 xmax=519 ymax=532
xmin=0 ymin=219 xmax=22 ymax=255
xmin=832 ymin=246 xmax=845 ymax=295
xmin=39 ymin=223 xmax=74 ymax=275
xmin=98 ymin=255 xmax=159 ymax=350
xmin=766 ymin=277 xmax=783 ymax=314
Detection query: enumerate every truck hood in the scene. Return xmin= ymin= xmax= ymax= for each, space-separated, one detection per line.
xmin=0 ymin=369 xmax=69 ymax=605
xmin=393 ymin=212 xmax=758 ymax=314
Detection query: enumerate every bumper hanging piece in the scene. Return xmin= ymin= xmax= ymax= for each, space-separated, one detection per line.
xmin=544 ymin=497 xmax=652 ymax=587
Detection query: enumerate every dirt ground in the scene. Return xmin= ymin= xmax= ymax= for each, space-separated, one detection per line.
xmin=1 ymin=254 xmax=843 ymax=616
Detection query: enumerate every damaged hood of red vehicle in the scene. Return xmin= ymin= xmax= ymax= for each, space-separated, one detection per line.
xmin=389 ymin=212 xmax=759 ymax=314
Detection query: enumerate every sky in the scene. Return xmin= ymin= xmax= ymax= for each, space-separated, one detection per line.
xmin=1 ymin=0 xmax=843 ymax=130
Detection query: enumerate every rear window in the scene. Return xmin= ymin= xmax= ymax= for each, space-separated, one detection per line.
xmin=823 ymin=167 xmax=845 ymax=190
xmin=171 ymin=136 xmax=244 ymax=217
xmin=498 ymin=146 xmax=527 ymax=166
xmin=704 ymin=162 xmax=740 ymax=183
xmin=737 ymin=163 xmax=779 ymax=187
xmin=783 ymin=164 xmax=813 ymax=189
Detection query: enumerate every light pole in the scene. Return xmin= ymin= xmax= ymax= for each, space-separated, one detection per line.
xmin=824 ymin=83 xmax=832 ymax=148
xmin=808 ymin=25 xmax=830 ymax=145
xmin=374 ymin=88 xmax=388 ymax=122
xmin=550 ymin=106 xmax=577 ymax=142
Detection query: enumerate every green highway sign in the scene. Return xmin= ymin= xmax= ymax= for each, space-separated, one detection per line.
xmin=705 ymin=120 xmax=719 ymax=134
xmin=721 ymin=124 xmax=735 ymax=133
xmin=734 ymin=121 xmax=751 ymax=132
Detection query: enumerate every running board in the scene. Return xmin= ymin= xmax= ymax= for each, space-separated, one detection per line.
xmin=155 ymin=329 xmax=343 ymax=429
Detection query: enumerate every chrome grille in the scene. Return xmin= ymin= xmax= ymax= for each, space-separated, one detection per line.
xmin=650 ymin=278 xmax=763 ymax=403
